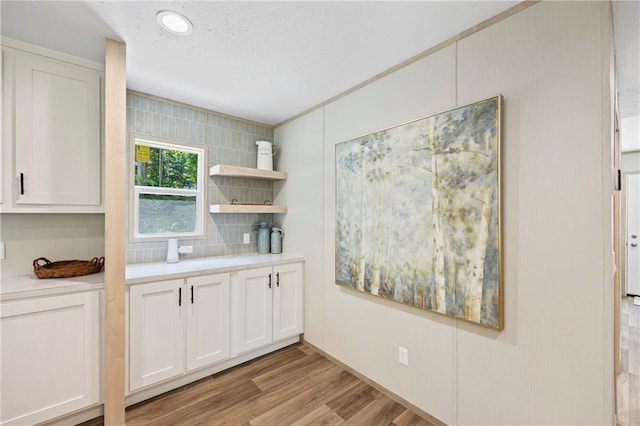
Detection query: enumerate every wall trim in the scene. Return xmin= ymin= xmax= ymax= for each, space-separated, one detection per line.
xmin=275 ymin=0 xmax=539 ymax=129
xmin=301 ymin=339 xmax=447 ymax=426
xmin=0 ymin=36 xmax=104 ymax=71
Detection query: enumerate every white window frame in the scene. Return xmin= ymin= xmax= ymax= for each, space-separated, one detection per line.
xmin=130 ymin=135 xmax=207 ymax=241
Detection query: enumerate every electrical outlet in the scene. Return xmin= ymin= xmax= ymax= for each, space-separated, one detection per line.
xmin=243 ymin=233 xmax=250 ymax=244
xmin=0 ymin=241 xmax=5 ymax=260
xmin=398 ymin=346 xmax=409 ymax=366
xmin=177 ymin=245 xmax=193 ymax=254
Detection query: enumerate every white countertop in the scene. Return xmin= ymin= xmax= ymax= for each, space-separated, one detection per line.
xmin=0 ymin=272 xmax=105 ymax=301
xmin=1 ymin=253 xmax=305 ymax=301
xmin=125 ymin=253 xmax=305 ymax=284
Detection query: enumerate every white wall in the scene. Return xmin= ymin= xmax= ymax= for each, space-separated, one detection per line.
xmin=621 ymin=115 xmax=640 ymax=153
xmin=455 ymin=2 xmax=612 ymax=423
xmin=274 ymin=109 xmax=325 ymax=346
xmin=0 ymin=214 xmax=105 ymax=276
xmin=622 ymin=152 xmax=640 ymax=172
xmin=275 ymin=2 xmax=614 ymax=424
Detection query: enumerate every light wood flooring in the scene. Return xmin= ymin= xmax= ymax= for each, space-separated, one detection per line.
xmin=618 ymin=297 xmax=640 ymax=425
xmin=81 ymin=343 xmax=436 ymax=426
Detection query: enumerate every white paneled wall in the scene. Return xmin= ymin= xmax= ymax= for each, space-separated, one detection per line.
xmin=621 ymin=115 xmax=640 ymax=153
xmin=274 ymin=109 xmax=325 ymax=346
xmin=275 ymin=2 xmax=614 ymax=424
xmin=322 ymin=46 xmax=458 ymax=423
xmin=455 ymin=2 xmax=611 ymax=423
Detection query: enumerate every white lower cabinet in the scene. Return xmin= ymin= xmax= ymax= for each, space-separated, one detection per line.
xmin=128 ymin=273 xmax=230 ymax=392
xmin=127 ymin=261 xmax=303 ymax=399
xmin=186 ymin=274 xmax=231 ymax=370
xmin=129 ymin=279 xmax=185 ymax=391
xmin=233 ymin=262 xmax=304 ymax=354
xmin=0 ymin=291 xmax=100 ymax=426
xmin=273 ymin=263 xmax=304 ymax=342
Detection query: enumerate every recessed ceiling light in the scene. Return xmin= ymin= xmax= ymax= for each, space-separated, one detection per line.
xmin=156 ymin=10 xmax=193 ymax=36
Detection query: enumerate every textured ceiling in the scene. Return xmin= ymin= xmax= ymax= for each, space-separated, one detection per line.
xmin=1 ymin=1 xmax=637 ymax=124
xmin=1 ymin=1 xmax=517 ymax=125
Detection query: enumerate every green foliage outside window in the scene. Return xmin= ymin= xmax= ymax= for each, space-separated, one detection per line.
xmin=132 ymin=139 xmax=204 ymax=239
xmin=135 ymin=145 xmax=198 ymax=189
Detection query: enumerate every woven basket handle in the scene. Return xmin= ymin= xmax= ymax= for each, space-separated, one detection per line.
xmin=33 ymin=257 xmax=52 ymax=270
xmin=90 ymin=257 xmax=105 ymax=268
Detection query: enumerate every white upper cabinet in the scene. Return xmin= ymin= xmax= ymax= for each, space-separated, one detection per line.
xmin=1 ymin=39 xmax=103 ymax=213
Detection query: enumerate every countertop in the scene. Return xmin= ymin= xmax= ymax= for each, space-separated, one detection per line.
xmin=125 ymin=253 xmax=305 ymax=284
xmin=1 ymin=253 xmax=304 ymax=301
xmin=0 ymin=272 xmax=105 ymax=301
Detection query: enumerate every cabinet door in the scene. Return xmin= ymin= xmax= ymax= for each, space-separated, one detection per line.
xmin=0 ymin=291 xmax=100 ymax=426
xmin=234 ymin=267 xmax=273 ymax=354
xmin=186 ymin=273 xmax=230 ymax=371
xmin=273 ymin=262 xmax=304 ymax=341
xmin=129 ymin=279 xmax=184 ymax=391
xmin=14 ymin=51 xmax=100 ymax=206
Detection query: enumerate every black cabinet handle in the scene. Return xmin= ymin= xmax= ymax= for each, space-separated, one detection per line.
xmin=276 ymin=272 xmax=280 ymax=287
xmin=191 ymin=285 xmax=194 ymax=304
xmin=178 ymin=287 xmax=182 ymax=306
xmin=20 ymin=173 xmax=24 ymax=195
xmin=268 ymin=273 xmax=272 ymax=289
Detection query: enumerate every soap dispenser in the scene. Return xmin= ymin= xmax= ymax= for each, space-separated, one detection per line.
xmin=166 ymin=239 xmax=179 ymax=263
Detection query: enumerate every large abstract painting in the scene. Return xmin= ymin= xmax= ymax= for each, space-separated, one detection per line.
xmin=335 ymin=96 xmax=502 ymax=329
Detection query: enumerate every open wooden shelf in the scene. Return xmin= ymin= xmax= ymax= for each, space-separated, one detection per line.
xmin=209 ymin=164 xmax=288 ymax=213
xmin=209 ymin=164 xmax=287 ymax=181
xmin=209 ymin=204 xmax=288 ymax=214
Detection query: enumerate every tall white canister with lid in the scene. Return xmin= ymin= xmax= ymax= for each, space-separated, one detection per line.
xmin=256 ymin=141 xmax=274 ymax=171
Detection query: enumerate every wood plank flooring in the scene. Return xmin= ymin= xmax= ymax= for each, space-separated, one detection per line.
xmin=617 ymin=297 xmax=640 ymax=426
xmin=81 ymin=343 xmax=436 ymax=426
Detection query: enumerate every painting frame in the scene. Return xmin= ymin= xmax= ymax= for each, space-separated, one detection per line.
xmin=335 ymin=95 xmax=503 ymax=330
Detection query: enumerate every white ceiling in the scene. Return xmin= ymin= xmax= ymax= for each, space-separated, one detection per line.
xmin=1 ymin=1 xmax=519 ymax=125
xmin=1 ymin=1 xmax=637 ymax=125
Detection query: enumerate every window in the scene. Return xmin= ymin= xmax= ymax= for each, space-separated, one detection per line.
xmin=131 ymin=136 xmax=206 ymax=240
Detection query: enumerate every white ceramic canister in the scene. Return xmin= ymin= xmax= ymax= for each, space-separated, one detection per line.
xmin=270 ymin=227 xmax=284 ymax=254
xmin=256 ymin=141 xmax=274 ymax=171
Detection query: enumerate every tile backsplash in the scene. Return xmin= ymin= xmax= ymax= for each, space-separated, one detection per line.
xmin=126 ymin=92 xmax=276 ymax=264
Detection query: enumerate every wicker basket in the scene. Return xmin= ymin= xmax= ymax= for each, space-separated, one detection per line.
xmin=33 ymin=257 xmax=105 ymax=279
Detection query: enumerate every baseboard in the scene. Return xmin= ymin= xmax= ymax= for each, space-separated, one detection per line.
xmin=301 ymin=339 xmax=447 ymax=426
xmin=38 ymin=404 xmax=103 ymax=426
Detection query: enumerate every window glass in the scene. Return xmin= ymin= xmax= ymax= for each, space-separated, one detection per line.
xmin=137 ymin=194 xmax=197 ymax=234
xmin=131 ymin=137 xmax=205 ymax=240
xmin=134 ymin=145 xmax=199 ymax=189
